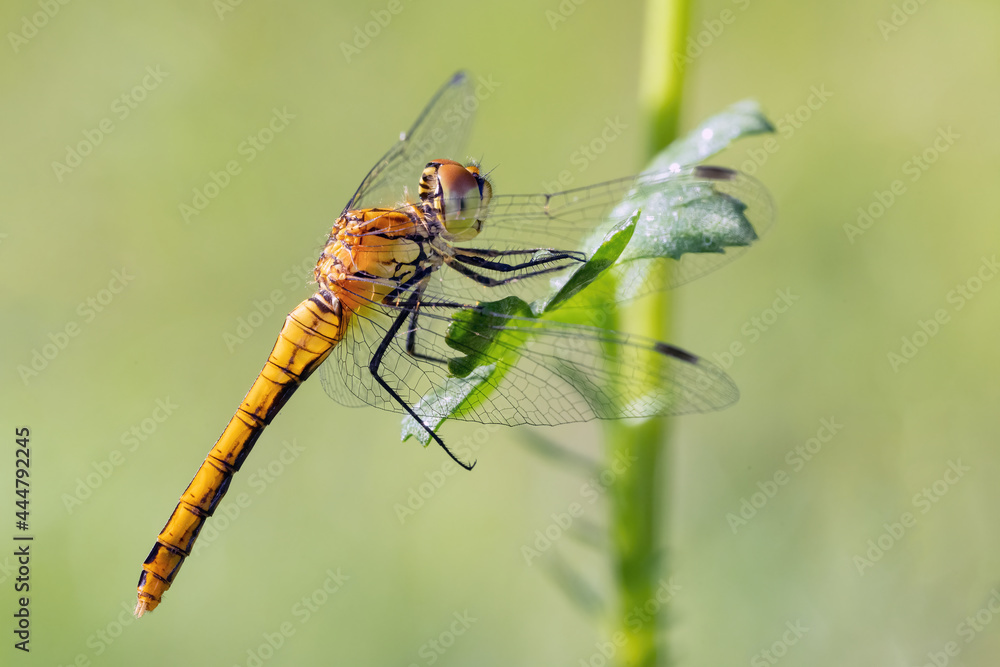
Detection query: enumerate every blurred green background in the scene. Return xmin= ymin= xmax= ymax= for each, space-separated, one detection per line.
xmin=2 ymin=0 xmax=999 ymax=665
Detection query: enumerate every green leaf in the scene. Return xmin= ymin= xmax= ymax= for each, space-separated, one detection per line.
xmin=648 ymin=99 xmax=773 ymax=169
xmin=615 ymin=182 xmax=756 ymax=262
xmin=445 ymin=295 xmax=535 ymax=378
xmin=570 ymin=99 xmax=773 ymax=306
xmin=542 ymin=211 xmax=638 ymax=314
xmin=587 ymin=99 xmax=770 ymax=256
xmin=606 ymin=185 xmax=758 ymax=304
xmin=401 ymin=363 xmax=499 ymax=445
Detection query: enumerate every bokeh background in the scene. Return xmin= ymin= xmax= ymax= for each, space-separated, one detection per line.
xmin=2 ymin=0 xmax=999 ymax=665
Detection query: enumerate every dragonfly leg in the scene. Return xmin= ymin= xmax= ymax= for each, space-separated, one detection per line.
xmin=368 ymin=304 xmax=475 ymax=470
xmin=398 ymin=280 xmax=450 ymax=365
xmin=453 ymin=248 xmax=585 ymax=273
xmin=446 ymin=256 xmax=571 ymax=287
xmin=379 ymin=265 xmax=433 ymax=307
xmin=375 ymin=270 xmax=453 ymax=364
xmin=455 ymin=246 xmax=586 ymax=261
xmin=406 ymin=309 xmax=450 ymax=365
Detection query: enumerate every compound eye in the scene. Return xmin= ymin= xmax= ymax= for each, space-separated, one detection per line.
xmin=472 ymin=166 xmax=492 ymax=208
xmin=435 ymin=163 xmax=492 ymax=242
xmin=437 ymin=163 xmax=481 ymax=224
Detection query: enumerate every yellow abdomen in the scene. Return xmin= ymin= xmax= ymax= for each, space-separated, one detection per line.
xmin=134 ymin=295 xmax=347 ymax=616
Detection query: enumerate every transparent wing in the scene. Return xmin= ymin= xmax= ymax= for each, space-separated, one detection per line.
xmin=343 ymin=71 xmax=478 ymax=213
xmin=471 ymin=165 xmax=775 ymax=294
xmin=319 ymin=286 xmax=737 ymax=428
xmin=336 ymin=165 xmax=774 ymax=309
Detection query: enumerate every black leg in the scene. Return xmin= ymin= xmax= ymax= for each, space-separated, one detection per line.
xmin=454 ymin=248 xmax=585 ymax=273
xmin=404 ymin=283 xmax=450 ymax=365
xmin=447 ymin=256 xmax=573 ymax=287
xmin=378 ymin=265 xmax=434 ymax=307
xmin=368 ymin=296 xmax=475 ymax=470
xmin=456 ymin=246 xmax=586 ymax=261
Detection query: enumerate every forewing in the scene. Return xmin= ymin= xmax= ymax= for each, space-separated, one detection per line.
xmin=330 ymin=168 xmax=775 ymax=316
xmin=463 ymin=166 xmax=774 ymax=302
xmin=343 ymin=71 xmax=478 ymax=213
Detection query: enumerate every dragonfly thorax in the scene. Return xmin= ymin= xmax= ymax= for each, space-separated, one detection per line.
xmin=316 ymin=206 xmax=434 ymax=312
xmin=418 ymin=159 xmax=492 ymax=242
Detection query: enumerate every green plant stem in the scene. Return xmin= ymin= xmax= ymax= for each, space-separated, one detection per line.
xmin=639 ymin=0 xmax=689 ymax=160
xmin=606 ymin=1 xmax=689 ymax=665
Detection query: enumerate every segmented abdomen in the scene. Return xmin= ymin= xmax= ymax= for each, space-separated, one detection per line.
xmin=135 ymin=294 xmax=348 ymax=616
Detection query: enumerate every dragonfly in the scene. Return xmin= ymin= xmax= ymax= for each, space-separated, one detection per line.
xmin=134 ymin=71 xmax=773 ymax=617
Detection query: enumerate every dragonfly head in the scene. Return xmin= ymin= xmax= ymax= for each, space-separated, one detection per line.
xmin=419 ymin=159 xmax=493 ymax=241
